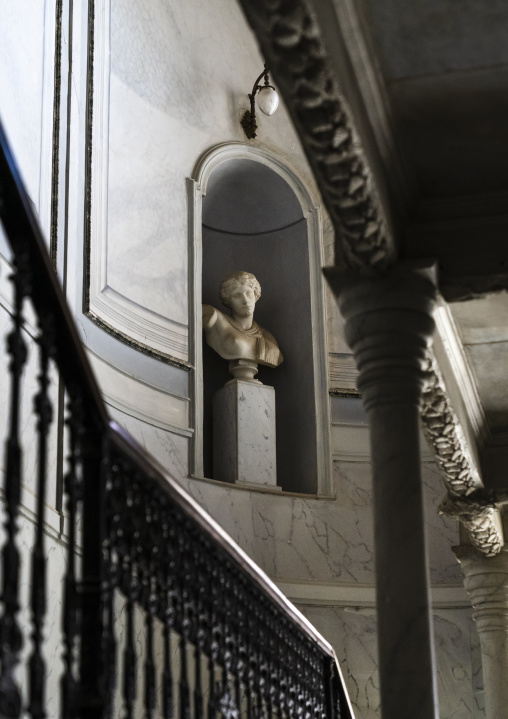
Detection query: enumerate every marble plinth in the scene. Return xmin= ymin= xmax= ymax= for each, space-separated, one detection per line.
xmin=213 ymin=379 xmax=278 ymax=487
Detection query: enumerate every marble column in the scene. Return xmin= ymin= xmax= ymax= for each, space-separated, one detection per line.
xmin=327 ymin=260 xmax=439 ymax=719
xmin=454 ymin=544 xmax=508 ymax=719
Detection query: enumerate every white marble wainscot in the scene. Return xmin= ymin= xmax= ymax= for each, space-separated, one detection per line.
xmin=180 ymin=457 xmax=462 ymax=586
xmin=182 ymin=463 xmax=373 ymax=584
xmin=297 ymin=603 xmax=482 ymax=719
xmin=213 ymin=379 xmax=278 ymax=487
xmin=107 ymin=408 xmax=190 ymax=481
xmin=421 ymin=462 xmax=463 ymax=584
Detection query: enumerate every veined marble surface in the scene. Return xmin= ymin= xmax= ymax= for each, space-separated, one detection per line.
xmin=213 ymin=380 xmax=277 ymax=486
xmin=108 ymin=407 xmax=189 ymax=482
xmin=181 ymin=458 xmax=461 ymax=586
xmin=298 ymin=604 xmax=483 ymax=719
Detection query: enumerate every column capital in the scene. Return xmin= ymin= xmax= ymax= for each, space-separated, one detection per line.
xmin=455 ymin=544 xmax=508 ymax=718
xmin=326 ymin=260 xmax=437 ymax=410
xmin=454 ymin=544 xmax=508 ymax=630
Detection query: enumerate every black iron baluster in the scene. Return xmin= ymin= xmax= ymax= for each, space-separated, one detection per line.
xmin=296 ymin=646 xmax=305 ymax=718
xmin=28 ymin=314 xmax=55 ymax=719
xmin=144 ymin=577 xmax=156 ymax=719
xmin=207 ymin=564 xmax=219 ymax=719
xmin=0 ymin=254 xmax=31 ymax=719
xmin=179 ymin=635 xmax=190 ymax=719
xmin=232 ymin=583 xmax=242 ymax=719
xmin=178 ymin=530 xmax=191 ymax=719
xmin=246 ymin=604 xmax=258 ymax=719
xmin=193 ymin=540 xmax=205 ymax=719
xmin=123 ymin=552 xmax=136 ymax=719
xmin=60 ymin=392 xmax=84 ymax=719
xmin=194 ymin=644 xmax=203 ymax=719
xmin=77 ymin=423 xmax=106 ymax=716
xmin=143 ymin=497 xmax=157 ymax=719
xmin=122 ymin=478 xmax=139 ymax=719
xmin=162 ymin=617 xmax=174 ymax=719
xmin=286 ymin=638 xmax=297 ymax=719
xmin=257 ymin=610 xmax=268 ymax=719
xmin=162 ymin=507 xmax=174 ymax=719
xmin=102 ymin=452 xmax=120 ymax=719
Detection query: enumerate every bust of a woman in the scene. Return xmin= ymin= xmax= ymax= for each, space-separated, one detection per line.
xmin=202 ymin=271 xmax=283 ymax=370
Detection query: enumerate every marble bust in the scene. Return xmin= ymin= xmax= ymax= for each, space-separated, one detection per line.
xmin=202 ymin=271 xmax=283 ymax=378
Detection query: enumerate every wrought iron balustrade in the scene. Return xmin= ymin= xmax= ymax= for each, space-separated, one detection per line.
xmin=0 ymin=118 xmax=353 ymax=719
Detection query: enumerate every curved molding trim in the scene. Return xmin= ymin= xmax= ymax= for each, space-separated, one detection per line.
xmin=189 ymin=142 xmax=333 ymax=496
xmin=87 ymin=350 xmax=192 ymax=436
xmin=83 ymin=0 xmax=189 ymax=364
xmin=276 ymin=580 xmax=470 ymax=609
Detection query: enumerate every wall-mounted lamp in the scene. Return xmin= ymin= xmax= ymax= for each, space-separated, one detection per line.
xmin=241 ymin=65 xmax=279 ymax=140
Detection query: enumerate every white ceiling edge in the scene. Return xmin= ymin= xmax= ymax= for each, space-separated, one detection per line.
xmin=433 ymin=296 xmax=489 ymax=465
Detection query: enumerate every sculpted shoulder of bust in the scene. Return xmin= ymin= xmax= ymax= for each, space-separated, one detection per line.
xmin=202 ymin=271 xmax=283 ymax=368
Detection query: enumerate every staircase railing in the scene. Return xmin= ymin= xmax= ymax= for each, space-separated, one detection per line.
xmin=0 ymin=118 xmax=353 ymax=719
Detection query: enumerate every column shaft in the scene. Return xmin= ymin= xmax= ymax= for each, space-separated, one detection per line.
xmin=370 ymin=403 xmax=437 ymax=717
xmin=328 ymin=262 xmax=439 ymax=719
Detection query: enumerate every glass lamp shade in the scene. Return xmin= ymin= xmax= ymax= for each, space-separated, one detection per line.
xmin=257 ymin=86 xmax=279 ymax=116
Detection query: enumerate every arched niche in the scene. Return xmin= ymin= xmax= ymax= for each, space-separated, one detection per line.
xmin=188 ymin=143 xmax=331 ymax=496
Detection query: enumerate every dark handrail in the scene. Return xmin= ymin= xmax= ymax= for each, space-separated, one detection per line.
xmin=0 ymin=116 xmax=354 ymax=718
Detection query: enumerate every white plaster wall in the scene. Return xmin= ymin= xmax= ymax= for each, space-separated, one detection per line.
xmin=0 ymin=0 xmax=56 ymax=242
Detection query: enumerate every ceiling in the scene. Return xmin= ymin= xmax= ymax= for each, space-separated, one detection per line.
xmin=360 ymin=0 xmax=508 ymax=199
xmin=335 ymin=2 xmax=508 ymax=459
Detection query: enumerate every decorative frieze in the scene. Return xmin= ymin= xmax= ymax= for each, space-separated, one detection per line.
xmin=420 ymin=352 xmax=481 ymax=497
xmin=439 ymin=493 xmax=504 ymax=558
xmin=421 ymin=351 xmax=505 ymax=556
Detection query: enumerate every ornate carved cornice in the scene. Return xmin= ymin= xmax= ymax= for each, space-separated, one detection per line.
xmin=237 ymin=0 xmax=395 ymax=273
xmin=421 ymin=352 xmax=505 ymax=556
xmin=440 ymin=493 xmax=505 ymax=558
xmin=420 ymin=352 xmax=481 ymax=497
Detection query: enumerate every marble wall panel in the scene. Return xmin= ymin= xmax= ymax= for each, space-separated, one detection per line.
xmin=181 ymin=458 xmax=461 ymax=587
xmin=108 ymin=407 xmax=189 ymax=482
xmin=422 ymin=463 xmax=462 ymax=584
xmin=298 ymin=604 xmax=482 ymax=719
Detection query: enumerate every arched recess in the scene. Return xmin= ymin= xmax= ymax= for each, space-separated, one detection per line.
xmin=188 ymin=143 xmax=332 ymax=496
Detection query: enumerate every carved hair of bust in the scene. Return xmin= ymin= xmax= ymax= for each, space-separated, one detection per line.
xmin=219 ymin=271 xmax=261 ymax=309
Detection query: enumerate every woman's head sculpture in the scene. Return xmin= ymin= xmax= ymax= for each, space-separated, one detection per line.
xmin=219 ymin=271 xmax=261 ymax=309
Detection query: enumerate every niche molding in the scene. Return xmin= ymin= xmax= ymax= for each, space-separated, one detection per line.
xmin=83 ymin=0 xmax=189 ymax=367
xmin=188 ymin=142 xmax=332 ymax=496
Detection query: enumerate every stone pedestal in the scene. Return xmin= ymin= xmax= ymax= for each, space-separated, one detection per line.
xmin=327 ymin=260 xmax=439 ymax=719
xmin=213 ymin=379 xmax=278 ymax=488
xmin=455 ymin=545 xmax=508 ymax=719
